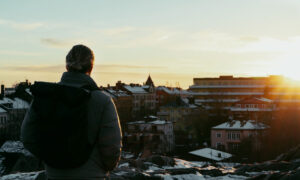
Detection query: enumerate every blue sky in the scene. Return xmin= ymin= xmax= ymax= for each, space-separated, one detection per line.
xmin=1 ymin=0 xmax=300 ymax=88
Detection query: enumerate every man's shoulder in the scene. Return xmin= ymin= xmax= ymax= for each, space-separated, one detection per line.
xmin=90 ymin=90 xmax=112 ymax=105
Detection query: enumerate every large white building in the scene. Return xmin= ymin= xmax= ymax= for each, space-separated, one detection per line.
xmin=189 ymin=75 xmax=300 ymax=109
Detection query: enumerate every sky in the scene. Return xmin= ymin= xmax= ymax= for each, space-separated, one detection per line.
xmin=1 ymin=0 xmax=300 ymax=88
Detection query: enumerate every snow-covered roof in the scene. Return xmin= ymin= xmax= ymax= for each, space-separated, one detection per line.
xmin=255 ymin=97 xmax=273 ymax=103
xmin=127 ymin=120 xmax=171 ymax=125
xmin=189 ymin=148 xmax=232 ymax=161
xmin=25 ymin=88 xmax=32 ymax=96
xmin=0 ymin=107 xmax=6 ymax=113
xmin=195 ymin=99 xmax=240 ymax=103
xmin=127 ymin=121 xmax=146 ymax=125
xmin=230 ymin=108 xmax=274 ymax=112
xmin=107 ymin=89 xmax=130 ymax=97
xmin=124 ymin=85 xmax=147 ymax=94
xmin=212 ymin=120 xmax=269 ymax=130
xmin=156 ymin=86 xmax=191 ymax=95
xmin=0 ymin=97 xmax=29 ymax=109
xmin=148 ymin=120 xmax=171 ymax=125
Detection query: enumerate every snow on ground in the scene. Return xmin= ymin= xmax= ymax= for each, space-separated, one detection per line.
xmin=0 ymin=141 xmax=32 ymax=156
xmin=0 ymin=156 xmax=5 ymax=175
xmin=205 ymin=174 xmax=248 ymax=180
xmin=121 ymin=151 xmax=135 ymax=159
xmin=0 ymin=171 xmax=42 ymax=180
xmin=118 ymin=162 xmax=129 ymax=168
xmin=156 ymin=172 xmax=205 ymax=180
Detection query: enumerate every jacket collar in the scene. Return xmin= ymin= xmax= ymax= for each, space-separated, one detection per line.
xmin=59 ymin=72 xmax=98 ymax=89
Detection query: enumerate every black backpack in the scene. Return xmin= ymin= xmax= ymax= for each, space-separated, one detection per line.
xmin=30 ymin=81 xmax=99 ymax=169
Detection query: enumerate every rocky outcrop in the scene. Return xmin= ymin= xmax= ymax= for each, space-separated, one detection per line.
xmin=0 ymin=141 xmax=43 ymax=177
xmin=275 ymin=144 xmax=300 ymax=162
xmin=0 ymin=171 xmax=45 ymax=180
xmin=1 ymin=141 xmax=300 ymax=180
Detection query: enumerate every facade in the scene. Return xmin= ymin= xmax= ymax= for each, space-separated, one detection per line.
xmin=230 ymin=97 xmax=276 ymax=121
xmin=103 ymin=76 xmax=156 ymax=120
xmin=0 ymin=107 xmax=8 ymax=127
xmin=157 ymin=97 xmax=197 ymax=124
xmin=156 ymin=86 xmax=191 ymax=107
xmin=123 ymin=85 xmax=156 ymax=119
xmin=211 ymin=120 xmax=268 ymax=152
xmin=125 ymin=116 xmax=174 ymax=154
xmin=0 ymin=97 xmax=30 ymax=120
xmin=189 ymin=75 xmax=300 ymax=109
xmin=0 ymin=97 xmax=30 ymax=139
xmin=101 ymin=89 xmax=133 ymax=126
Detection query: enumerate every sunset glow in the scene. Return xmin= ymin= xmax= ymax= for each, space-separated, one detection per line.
xmin=1 ymin=0 xmax=300 ymax=88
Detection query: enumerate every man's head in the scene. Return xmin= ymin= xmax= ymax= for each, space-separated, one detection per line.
xmin=66 ymin=44 xmax=94 ymax=75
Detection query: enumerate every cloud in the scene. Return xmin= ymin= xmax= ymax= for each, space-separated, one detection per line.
xmin=0 ymin=18 xmax=44 ymax=31
xmin=40 ymin=38 xmax=71 ymax=47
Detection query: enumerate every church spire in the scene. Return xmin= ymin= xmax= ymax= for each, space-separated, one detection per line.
xmin=145 ymin=74 xmax=155 ymax=87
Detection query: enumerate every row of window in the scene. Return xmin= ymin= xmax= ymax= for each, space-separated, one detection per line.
xmin=236 ymin=104 xmax=270 ymax=108
xmin=134 ymin=95 xmax=155 ymax=100
xmin=197 ymin=81 xmax=265 ymax=86
xmin=216 ymin=132 xmax=241 ymax=140
xmin=133 ymin=102 xmax=155 ymax=107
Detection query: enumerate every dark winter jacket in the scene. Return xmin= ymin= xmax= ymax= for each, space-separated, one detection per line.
xmin=21 ymin=72 xmax=122 ymax=180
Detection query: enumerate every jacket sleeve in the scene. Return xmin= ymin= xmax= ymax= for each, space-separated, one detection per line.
xmin=97 ymin=98 xmax=122 ymax=171
xmin=20 ymin=102 xmax=41 ymax=158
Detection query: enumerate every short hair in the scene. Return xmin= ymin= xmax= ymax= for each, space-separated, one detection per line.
xmin=66 ymin=44 xmax=94 ymax=73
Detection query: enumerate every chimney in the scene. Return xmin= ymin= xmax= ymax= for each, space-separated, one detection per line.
xmin=0 ymin=84 xmax=4 ymax=98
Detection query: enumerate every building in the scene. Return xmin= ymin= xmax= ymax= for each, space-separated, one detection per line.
xmin=125 ymin=116 xmax=174 ymax=154
xmin=189 ymin=75 xmax=300 ymax=110
xmin=189 ymin=75 xmax=282 ymax=109
xmin=0 ymin=97 xmax=30 ymax=139
xmin=189 ymin=148 xmax=232 ymax=161
xmin=122 ymin=85 xmax=156 ymax=119
xmin=157 ymin=97 xmax=198 ymax=124
xmin=103 ymin=76 xmax=156 ymax=120
xmin=0 ymin=107 xmax=8 ymax=127
xmin=101 ymin=89 xmax=133 ymax=127
xmin=211 ymin=120 xmax=269 ymax=152
xmin=0 ymin=97 xmax=30 ymax=119
xmin=156 ymin=86 xmax=191 ymax=107
xmin=230 ymin=97 xmax=276 ymax=122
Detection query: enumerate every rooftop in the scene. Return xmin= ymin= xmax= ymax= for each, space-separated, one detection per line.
xmin=123 ymin=85 xmax=147 ymax=94
xmin=212 ymin=120 xmax=269 ymax=130
xmin=0 ymin=97 xmax=30 ymax=109
xmin=189 ymin=148 xmax=232 ymax=161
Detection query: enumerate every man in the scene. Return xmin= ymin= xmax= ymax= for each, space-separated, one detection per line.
xmin=21 ymin=44 xmax=122 ymax=180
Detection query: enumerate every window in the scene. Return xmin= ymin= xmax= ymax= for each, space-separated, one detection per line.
xmin=228 ymin=132 xmax=241 ymax=140
xmin=216 ymin=133 xmax=222 ymax=138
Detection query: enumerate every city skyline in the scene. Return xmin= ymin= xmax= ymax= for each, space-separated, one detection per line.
xmin=1 ymin=0 xmax=300 ymax=88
